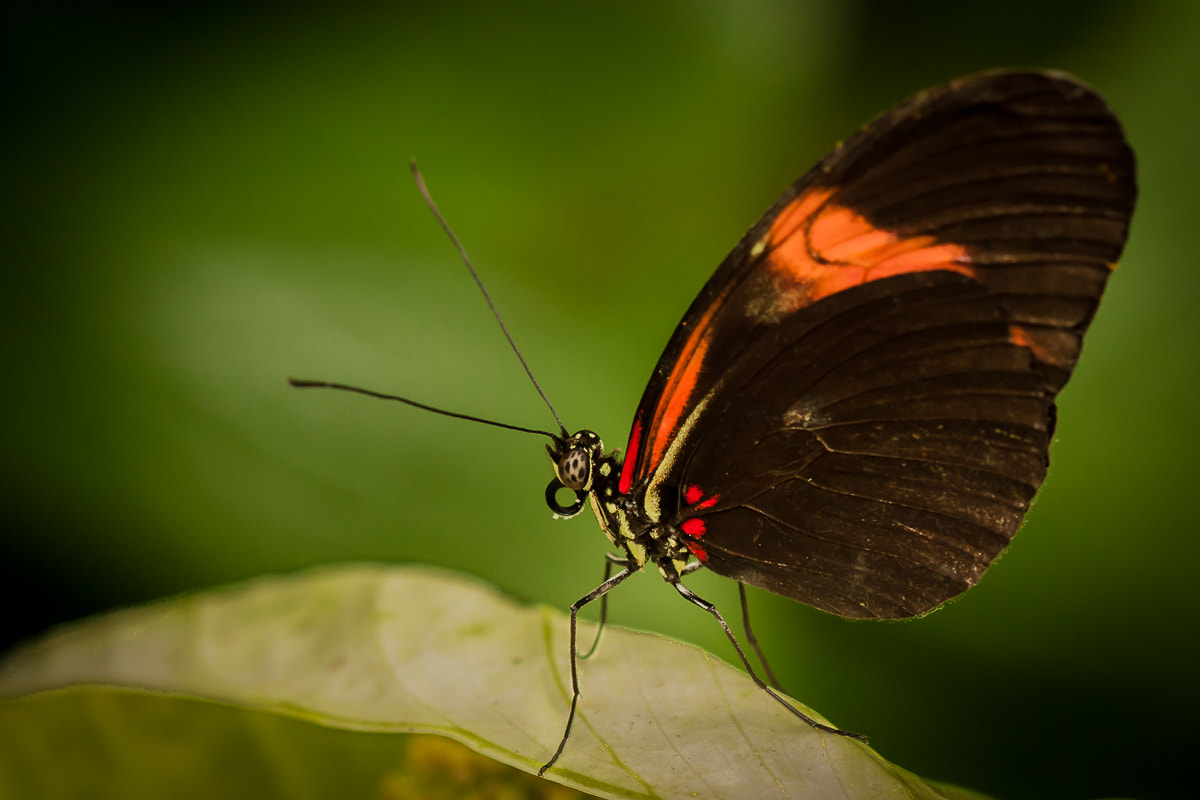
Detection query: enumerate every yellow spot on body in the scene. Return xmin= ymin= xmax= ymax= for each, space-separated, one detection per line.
xmin=627 ymin=540 xmax=648 ymax=565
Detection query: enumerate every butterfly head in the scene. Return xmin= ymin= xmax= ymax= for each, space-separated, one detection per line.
xmin=544 ymin=430 xmax=605 ymax=517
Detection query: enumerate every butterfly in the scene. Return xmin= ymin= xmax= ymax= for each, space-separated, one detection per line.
xmin=294 ymin=69 xmax=1136 ymax=776
xmin=536 ymin=68 xmax=1135 ymax=771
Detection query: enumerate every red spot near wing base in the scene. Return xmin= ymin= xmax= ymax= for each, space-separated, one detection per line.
xmin=685 ymin=540 xmax=708 ymax=562
xmin=680 ymin=518 xmax=706 ymax=537
xmin=765 ymin=188 xmax=976 ymax=309
xmin=684 ymin=484 xmax=722 ymax=509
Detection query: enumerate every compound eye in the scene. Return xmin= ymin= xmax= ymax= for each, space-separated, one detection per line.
xmin=557 ymin=448 xmax=591 ymax=490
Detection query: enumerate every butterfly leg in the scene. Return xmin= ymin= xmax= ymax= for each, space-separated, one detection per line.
xmin=674 ymin=565 xmax=782 ymax=689
xmin=580 ymin=553 xmax=632 ymax=660
xmin=671 ymin=581 xmax=868 ymax=743
xmin=738 ymin=582 xmax=783 ymax=691
xmin=539 ymin=564 xmax=637 ymax=776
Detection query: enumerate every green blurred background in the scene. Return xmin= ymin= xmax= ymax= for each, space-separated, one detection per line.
xmin=4 ymin=2 xmax=1196 ymax=798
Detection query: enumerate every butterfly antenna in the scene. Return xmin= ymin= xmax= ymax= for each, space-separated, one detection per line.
xmin=288 ymin=379 xmax=556 ymax=439
xmin=411 ymin=160 xmax=569 ymax=438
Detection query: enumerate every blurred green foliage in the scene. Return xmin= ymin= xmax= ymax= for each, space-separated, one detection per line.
xmin=1 ymin=691 xmax=591 ymax=800
xmin=4 ymin=2 xmax=1196 ymax=798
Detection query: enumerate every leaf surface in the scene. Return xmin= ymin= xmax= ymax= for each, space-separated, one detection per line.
xmin=0 ymin=564 xmax=970 ymax=799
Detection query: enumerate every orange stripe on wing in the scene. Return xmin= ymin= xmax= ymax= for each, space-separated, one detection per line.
xmin=767 ymin=187 xmax=976 ymax=306
xmin=625 ymin=292 xmax=723 ymax=491
xmin=645 ymin=312 xmax=715 ymax=471
xmin=1008 ymin=323 xmax=1068 ymax=367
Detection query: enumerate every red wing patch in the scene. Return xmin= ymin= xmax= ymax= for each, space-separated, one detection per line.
xmin=681 ymin=517 xmax=709 ymax=562
xmin=684 ymin=484 xmax=721 ymax=510
xmin=617 ymin=415 xmax=643 ymax=494
xmin=764 ymin=187 xmax=976 ymax=314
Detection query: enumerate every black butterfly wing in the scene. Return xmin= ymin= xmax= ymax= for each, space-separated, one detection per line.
xmin=617 ymin=71 xmax=1136 ymax=619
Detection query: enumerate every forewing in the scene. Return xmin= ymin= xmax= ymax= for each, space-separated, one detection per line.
xmin=619 ymin=71 xmax=1135 ymax=618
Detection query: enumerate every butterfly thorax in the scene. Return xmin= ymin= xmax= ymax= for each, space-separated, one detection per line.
xmin=546 ymin=429 xmax=692 ymax=580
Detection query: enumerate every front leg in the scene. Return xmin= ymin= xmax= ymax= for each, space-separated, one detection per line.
xmin=539 ymin=564 xmax=637 ymax=776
